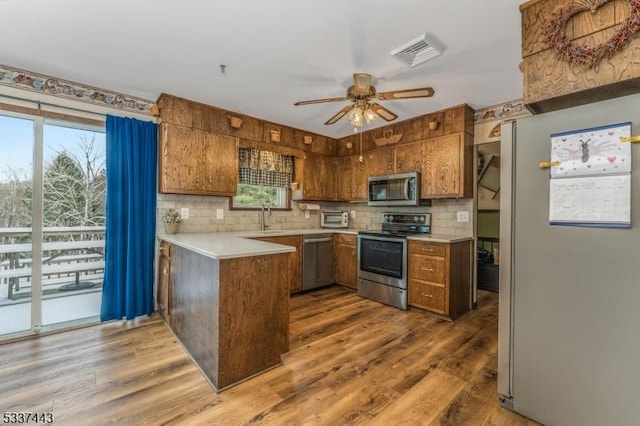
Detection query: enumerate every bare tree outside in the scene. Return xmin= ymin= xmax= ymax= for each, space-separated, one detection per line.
xmin=0 ymin=166 xmax=31 ymax=229
xmin=42 ymin=134 xmax=106 ymax=227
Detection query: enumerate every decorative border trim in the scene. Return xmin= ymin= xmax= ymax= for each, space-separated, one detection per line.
xmin=474 ymin=99 xmax=530 ymax=124
xmin=0 ymin=64 xmax=154 ymax=114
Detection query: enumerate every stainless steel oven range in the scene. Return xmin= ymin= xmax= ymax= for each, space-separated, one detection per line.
xmin=357 ymin=213 xmax=431 ymax=310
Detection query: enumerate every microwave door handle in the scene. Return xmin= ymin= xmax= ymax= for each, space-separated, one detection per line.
xmin=404 ymin=179 xmax=410 ymax=199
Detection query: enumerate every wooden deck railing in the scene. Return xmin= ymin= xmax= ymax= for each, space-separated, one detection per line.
xmin=0 ymin=226 xmax=105 ymax=300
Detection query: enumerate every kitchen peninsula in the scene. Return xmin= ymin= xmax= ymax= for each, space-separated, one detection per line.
xmin=157 ymin=233 xmax=295 ymax=391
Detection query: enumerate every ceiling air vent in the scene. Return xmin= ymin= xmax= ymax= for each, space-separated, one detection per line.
xmin=391 ymin=34 xmax=443 ymax=67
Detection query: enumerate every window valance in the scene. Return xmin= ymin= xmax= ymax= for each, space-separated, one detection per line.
xmin=238 ymin=147 xmax=294 ymax=188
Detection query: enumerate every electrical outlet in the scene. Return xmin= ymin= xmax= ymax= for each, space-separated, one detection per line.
xmin=350 ymin=210 xmax=356 ymax=219
xmin=457 ymin=211 xmax=469 ymax=222
xmin=304 ymin=210 xmax=310 ymax=219
xmin=216 ymin=209 xmax=224 ymax=220
xmin=180 ymin=207 xmax=189 ymax=220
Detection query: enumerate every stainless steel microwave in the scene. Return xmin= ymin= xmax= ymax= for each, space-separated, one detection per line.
xmin=368 ymin=172 xmax=420 ymax=206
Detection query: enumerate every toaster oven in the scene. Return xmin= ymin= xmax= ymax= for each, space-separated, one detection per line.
xmin=321 ymin=211 xmax=349 ymax=228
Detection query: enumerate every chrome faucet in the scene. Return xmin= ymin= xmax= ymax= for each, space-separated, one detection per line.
xmin=259 ymin=203 xmax=271 ymax=231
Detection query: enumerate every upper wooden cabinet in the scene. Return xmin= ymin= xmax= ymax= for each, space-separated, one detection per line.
xmin=367 ymin=148 xmax=395 ymax=177
xmin=299 ymin=153 xmax=336 ymax=201
xmin=367 ymin=142 xmax=422 ymax=178
xmin=159 ymin=123 xmax=238 ymax=196
xmin=336 ymin=155 xmax=368 ymax=202
xmin=394 ymin=142 xmax=423 ymax=174
xmin=520 ymin=0 xmax=640 ymax=113
xmin=421 ymin=132 xmax=472 ymax=199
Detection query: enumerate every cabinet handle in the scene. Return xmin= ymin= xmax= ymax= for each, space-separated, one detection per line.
xmin=421 ymin=248 xmax=435 ymax=252
xmin=421 ymin=293 xmax=433 ymax=298
xmin=421 ymin=267 xmax=434 ymax=272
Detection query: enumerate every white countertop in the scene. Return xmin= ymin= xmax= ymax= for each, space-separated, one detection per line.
xmin=406 ymin=234 xmax=473 ymax=243
xmin=158 ymin=228 xmax=472 ymax=260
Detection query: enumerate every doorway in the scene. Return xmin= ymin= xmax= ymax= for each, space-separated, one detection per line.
xmin=477 ymin=141 xmax=500 ymax=293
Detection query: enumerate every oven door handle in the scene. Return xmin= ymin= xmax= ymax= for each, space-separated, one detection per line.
xmin=358 ymin=235 xmax=405 ymax=244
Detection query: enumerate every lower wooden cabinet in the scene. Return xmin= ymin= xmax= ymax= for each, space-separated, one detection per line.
xmin=253 ymin=235 xmax=302 ymax=293
xmin=157 ymin=241 xmax=172 ymax=322
xmin=334 ymin=234 xmax=357 ymax=289
xmin=407 ymin=239 xmax=471 ymax=320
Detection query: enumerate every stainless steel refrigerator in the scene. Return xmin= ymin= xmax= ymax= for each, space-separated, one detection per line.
xmin=498 ymin=93 xmax=640 ymax=426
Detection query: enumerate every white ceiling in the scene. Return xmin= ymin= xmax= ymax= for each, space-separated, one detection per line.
xmin=0 ymin=0 xmax=524 ymax=138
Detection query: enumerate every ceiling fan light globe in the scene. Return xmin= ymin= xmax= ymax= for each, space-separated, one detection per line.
xmin=364 ymin=108 xmax=377 ymax=124
xmin=348 ymin=107 xmax=364 ymax=127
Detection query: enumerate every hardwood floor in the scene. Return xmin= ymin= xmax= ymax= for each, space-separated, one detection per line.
xmin=0 ymin=287 xmax=538 ymax=425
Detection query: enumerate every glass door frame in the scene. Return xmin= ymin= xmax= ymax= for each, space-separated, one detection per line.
xmin=1 ymin=110 xmax=105 ymax=341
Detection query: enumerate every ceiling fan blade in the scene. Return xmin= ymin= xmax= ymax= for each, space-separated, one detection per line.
xmin=376 ymin=87 xmax=434 ymax=100
xmin=368 ymin=103 xmax=398 ymax=122
xmin=324 ymin=105 xmax=353 ymax=125
xmin=353 ymin=73 xmax=373 ymax=93
xmin=294 ymin=96 xmax=351 ymax=106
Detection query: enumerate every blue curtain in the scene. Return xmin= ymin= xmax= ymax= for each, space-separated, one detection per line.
xmin=101 ymin=115 xmax=157 ymax=321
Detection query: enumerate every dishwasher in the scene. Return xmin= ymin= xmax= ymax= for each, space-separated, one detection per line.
xmin=302 ymin=234 xmax=334 ymax=290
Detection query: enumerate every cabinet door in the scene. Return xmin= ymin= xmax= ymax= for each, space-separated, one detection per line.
xmin=202 ymin=132 xmax=238 ymax=196
xmin=302 ymin=154 xmax=335 ymax=200
xmin=335 ymin=156 xmax=353 ymax=201
xmin=351 ymin=155 xmax=369 ymax=201
xmin=254 ymin=235 xmax=302 ymax=293
xmin=320 ymin=155 xmax=336 ymax=200
xmin=422 ymin=134 xmax=462 ymax=198
xmin=157 ymin=242 xmax=171 ymax=321
xmin=159 ymin=123 xmax=239 ymax=196
xmin=368 ymin=148 xmax=395 ymax=177
xmin=334 ymin=234 xmax=357 ymax=289
xmin=159 ymin=123 xmax=201 ymax=193
xmin=394 ymin=142 xmax=423 ymax=174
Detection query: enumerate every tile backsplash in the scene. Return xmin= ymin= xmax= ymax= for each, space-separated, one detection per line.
xmin=157 ymin=194 xmax=473 ymax=237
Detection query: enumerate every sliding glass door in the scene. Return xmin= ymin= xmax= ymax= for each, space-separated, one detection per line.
xmin=0 ymin=114 xmax=35 ymax=336
xmin=0 ymin=112 xmax=106 ymax=339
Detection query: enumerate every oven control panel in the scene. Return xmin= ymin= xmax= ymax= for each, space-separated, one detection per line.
xmin=382 ymin=213 xmax=430 ymax=225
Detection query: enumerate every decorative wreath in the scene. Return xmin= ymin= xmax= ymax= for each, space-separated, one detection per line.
xmin=542 ymin=0 xmax=640 ymax=68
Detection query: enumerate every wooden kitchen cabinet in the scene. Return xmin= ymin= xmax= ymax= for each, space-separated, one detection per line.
xmin=334 ymin=233 xmax=357 ymax=289
xmin=421 ymin=132 xmax=472 ymax=199
xmin=158 ymin=123 xmax=239 ymax=196
xmin=393 ymin=142 xmax=423 ymax=174
xmin=407 ymin=239 xmax=471 ymax=320
xmin=335 ymin=155 xmax=368 ymax=202
xmin=253 ymin=235 xmax=302 ymax=293
xmin=300 ymin=153 xmax=336 ymax=201
xmin=157 ymin=241 xmax=172 ymax=322
xmin=367 ymin=148 xmax=395 ymax=177
xmin=367 ymin=142 xmax=422 ymax=177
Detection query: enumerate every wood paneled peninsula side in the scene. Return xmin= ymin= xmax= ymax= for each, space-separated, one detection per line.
xmin=157 ymin=233 xmax=295 ymax=391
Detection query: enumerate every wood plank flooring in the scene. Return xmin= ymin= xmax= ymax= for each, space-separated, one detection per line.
xmin=0 ymin=287 xmax=538 ymax=425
